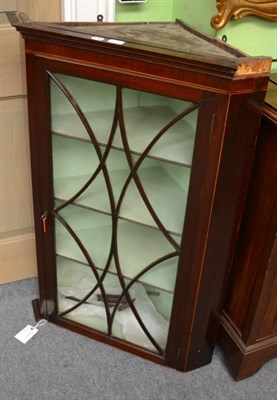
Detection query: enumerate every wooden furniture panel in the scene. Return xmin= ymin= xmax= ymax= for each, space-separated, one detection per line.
xmin=259 ymin=237 xmax=277 ymax=338
xmin=218 ymin=81 xmax=277 ymax=379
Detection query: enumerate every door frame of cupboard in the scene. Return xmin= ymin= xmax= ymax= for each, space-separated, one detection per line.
xmin=11 ymin=16 xmax=270 ymax=372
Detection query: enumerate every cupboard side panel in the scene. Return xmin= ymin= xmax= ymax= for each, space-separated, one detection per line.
xmin=185 ymin=90 xmax=268 ymax=370
xmin=258 ymin=236 xmax=277 ymax=339
xmin=223 ymin=109 xmax=277 ymax=343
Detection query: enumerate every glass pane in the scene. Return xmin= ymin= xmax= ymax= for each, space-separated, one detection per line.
xmin=114 ymin=89 xmax=199 ymax=165
xmin=111 ymin=279 xmax=171 ymax=353
xmin=52 ymin=135 xmax=112 ymax=210
xmin=56 ymin=256 xmax=109 ymax=335
xmin=139 ymin=257 xmax=178 ymax=293
xmin=144 ymin=286 xmax=174 ymax=322
xmin=50 ymin=74 xmax=116 ymax=144
xmin=55 ymin=202 xmax=112 ymax=270
xmin=116 ymin=220 xmax=180 ymax=283
xmin=120 ymin=156 xmax=190 ymax=235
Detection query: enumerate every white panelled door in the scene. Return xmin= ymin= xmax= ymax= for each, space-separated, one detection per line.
xmin=62 ymin=0 xmax=115 ymax=22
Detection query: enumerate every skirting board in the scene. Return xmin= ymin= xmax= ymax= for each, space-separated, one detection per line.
xmin=0 ymin=228 xmax=37 ymax=284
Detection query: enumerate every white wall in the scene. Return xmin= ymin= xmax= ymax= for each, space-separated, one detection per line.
xmin=62 ymin=0 xmax=115 ymax=22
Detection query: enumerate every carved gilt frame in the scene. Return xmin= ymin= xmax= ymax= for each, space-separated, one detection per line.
xmin=211 ymin=0 xmax=277 ymax=30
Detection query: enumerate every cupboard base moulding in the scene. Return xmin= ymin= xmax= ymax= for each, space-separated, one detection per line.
xmin=218 ymin=313 xmax=277 ymax=381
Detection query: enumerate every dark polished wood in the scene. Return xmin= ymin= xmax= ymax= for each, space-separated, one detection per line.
xmin=218 ymin=83 xmax=277 ymax=379
xmin=10 ymin=13 xmax=271 ymax=373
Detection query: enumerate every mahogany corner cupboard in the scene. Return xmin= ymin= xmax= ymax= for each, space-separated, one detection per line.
xmin=9 ymin=13 xmax=271 ymax=372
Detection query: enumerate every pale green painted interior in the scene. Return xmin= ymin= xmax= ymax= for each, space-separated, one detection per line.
xmin=115 ymin=1 xmax=276 ymax=72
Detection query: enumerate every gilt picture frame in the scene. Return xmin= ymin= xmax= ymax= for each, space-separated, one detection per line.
xmin=211 ymin=0 xmax=277 ymax=30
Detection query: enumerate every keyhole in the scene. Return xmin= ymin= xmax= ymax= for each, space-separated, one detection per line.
xmin=97 ymin=14 xmax=103 ymax=22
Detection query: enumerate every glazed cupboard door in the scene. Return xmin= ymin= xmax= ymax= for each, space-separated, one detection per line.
xmin=51 ymin=72 xmax=199 ymax=355
xmin=27 ymin=56 xmax=218 ymax=369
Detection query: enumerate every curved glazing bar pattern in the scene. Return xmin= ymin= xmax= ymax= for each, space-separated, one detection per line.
xmin=50 ymin=74 xmax=199 ymax=354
